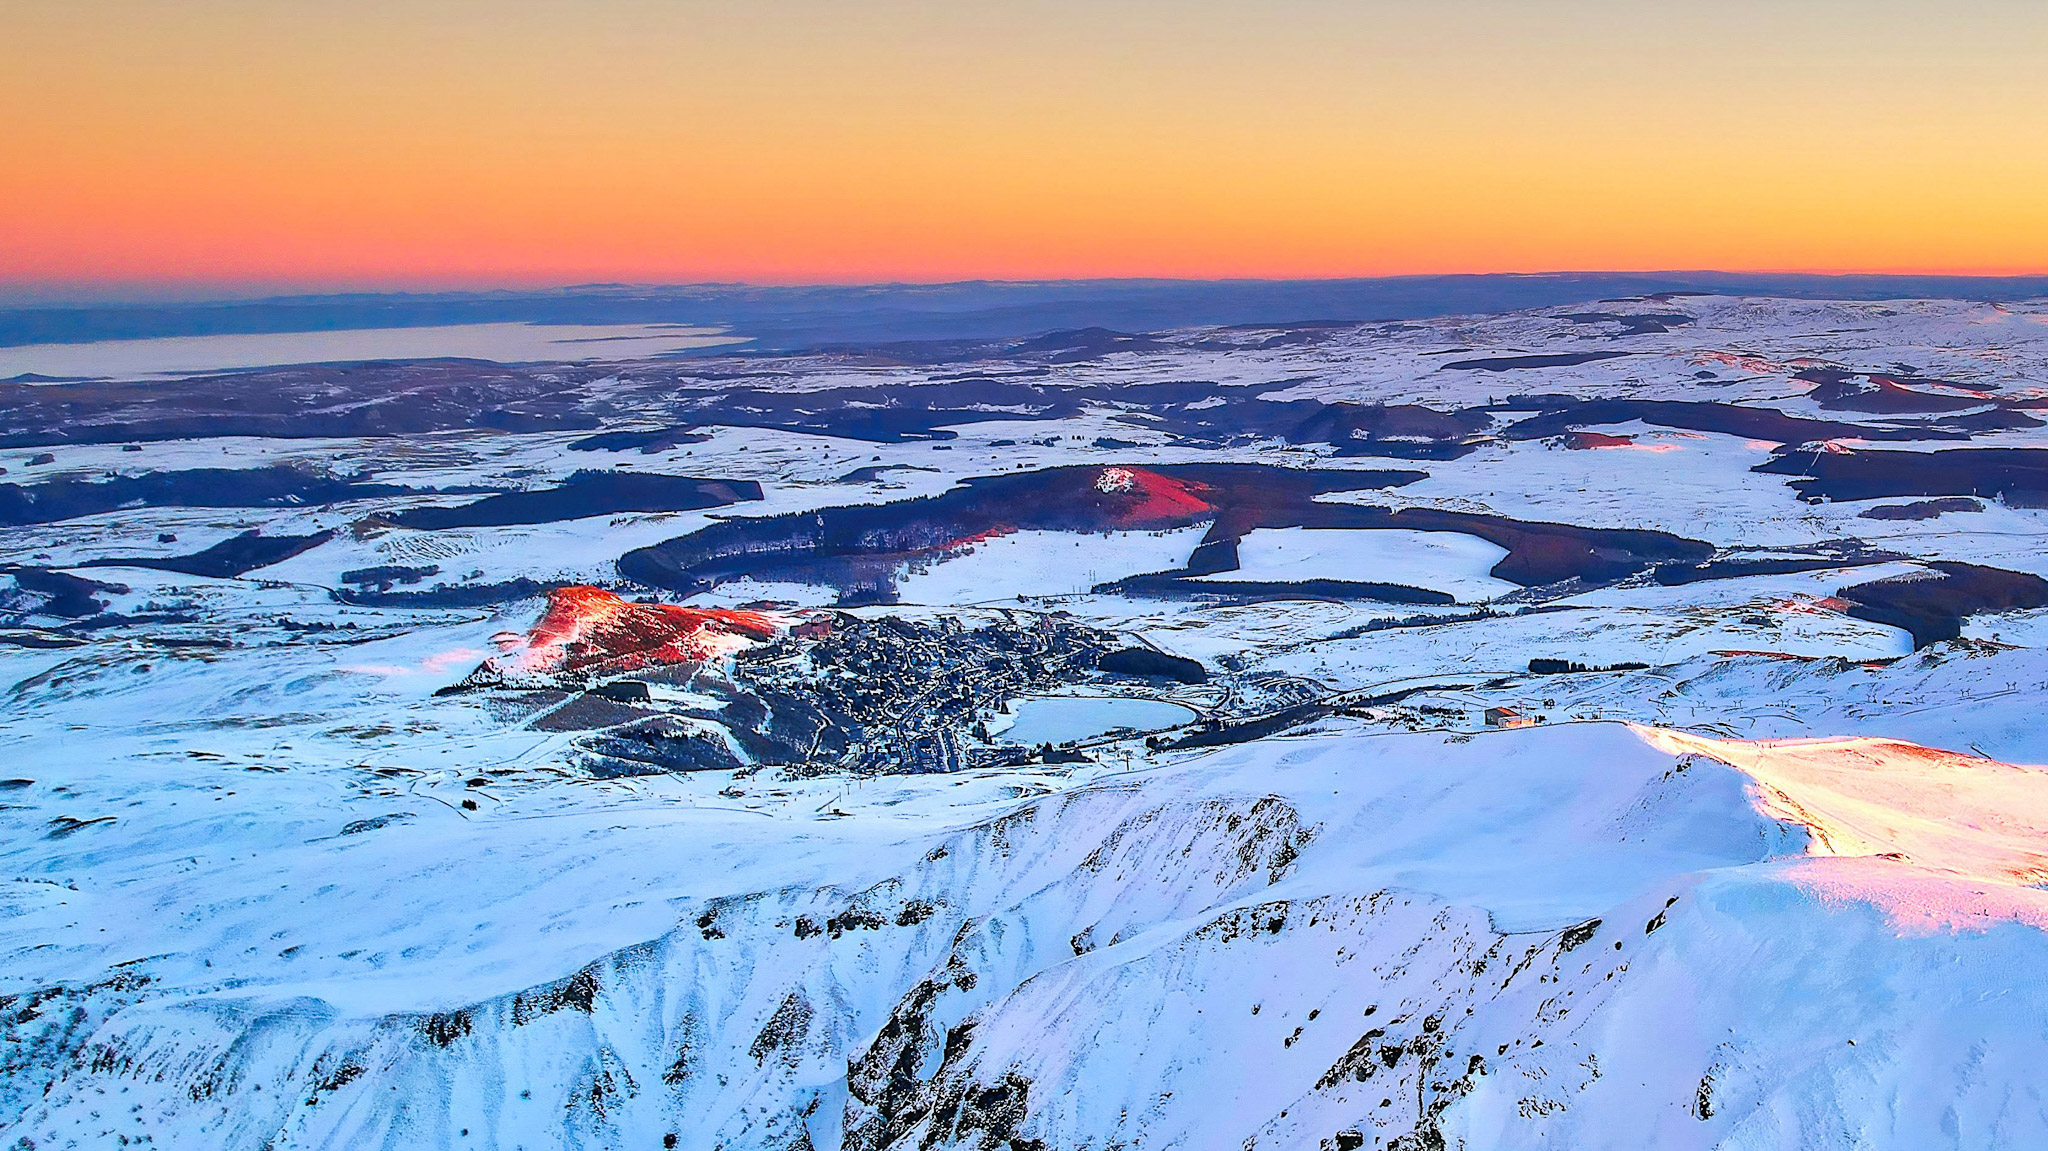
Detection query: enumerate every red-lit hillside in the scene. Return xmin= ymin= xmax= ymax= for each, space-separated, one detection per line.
xmin=1091 ymin=466 xmax=1216 ymax=526
xmin=484 ymin=586 xmax=783 ymax=682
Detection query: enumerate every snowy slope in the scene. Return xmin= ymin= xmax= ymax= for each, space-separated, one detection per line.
xmin=9 ymin=723 xmax=2046 ymax=1149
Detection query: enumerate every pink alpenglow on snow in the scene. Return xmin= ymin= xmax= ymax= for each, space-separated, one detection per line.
xmin=1632 ymin=725 xmax=2048 ymax=933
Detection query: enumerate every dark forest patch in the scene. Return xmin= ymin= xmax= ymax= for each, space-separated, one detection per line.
xmin=340 ymin=564 xmax=441 ymax=590
xmin=388 ymin=471 xmax=760 ymax=529
xmin=1836 ymin=562 xmax=2048 ymax=647
xmin=837 ymin=465 xmax=940 ymax=483
xmin=1501 ymin=400 xmax=1979 ymax=447
xmin=1755 ymin=447 xmax=2048 ymax=505
xmin=1 ymin=567 xmax=127 ymax=617
xmin=1859 ymin=497 xmax=1983 ymax=521
xmin=1094 ymin=647 xmax=1208 ymax=683
xmin=0 ymin=466 xmax=426 ymax=527
xmin=1652 ymin=555 xmax=1892 ymax=586
xmin=567 ymin=428 xmax=713 ymax=453
xmin=1010 ymin=326 xmax=1171 ymax=362
xmin=336 ymin=577 xmax=564 ymax=608
xmin=1441 ymin=352 xmax=1633 ymax=371
xmin=1560 ymin=313 xmax=1694 ymax=337
xmin=1807 ymin=376 xmax=1986 ymax=415
xmin=1528 ymin=658 xmax=1649 ymax=674
xmin=80 ymin=529 xmax=335 ymax=579
xmin=1142 ymin=397 xmax=1490 ymax=459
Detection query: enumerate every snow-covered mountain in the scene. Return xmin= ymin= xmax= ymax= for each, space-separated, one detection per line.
xmin=7 ymin=293 xmax=2048 ymax=1149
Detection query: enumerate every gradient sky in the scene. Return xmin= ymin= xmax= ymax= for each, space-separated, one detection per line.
xmin=5 ymin=0 xmax=2047 ymax=291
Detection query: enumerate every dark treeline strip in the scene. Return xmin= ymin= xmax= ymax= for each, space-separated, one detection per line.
xmin=1499 ymin=399 xmax=1986 ymax=447
xmin=388 ymin=472 xmax=760 ymax=530
xmin=334 ymin=577 xmax=566 ymax=608
xmin=1528 ymin=658 xmax=1649 ymax=675
xmin=1652 ymin=556 xmax=1893 ymax=586
xmin=0 ymin=466 xmax=423 ymax=527
xmin=1754 ymin=447 xmax=2048 ymax=505
xmin=0 ymin=465 xmax=757 ymax=531
xmin=79 ymin=529 xmax=335 ymax=579
xmin=1858 ymin=498 xmax=1983 ymax=521
xmin=1441 ymin=351 xmax=1634 ymax=371
xmin=1836 ymin=562 xmax=2048 ymax=648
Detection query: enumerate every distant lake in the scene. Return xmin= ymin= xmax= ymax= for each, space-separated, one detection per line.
xmin=0 ymin=322 xmax=746 ymax=381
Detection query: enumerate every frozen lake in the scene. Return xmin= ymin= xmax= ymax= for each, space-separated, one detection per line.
xmin=992 ymin=694 xmax=1198 ymax=745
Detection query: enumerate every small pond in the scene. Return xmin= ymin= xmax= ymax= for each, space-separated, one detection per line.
xmin=992 ymin=695 xmax=1198 ymax=746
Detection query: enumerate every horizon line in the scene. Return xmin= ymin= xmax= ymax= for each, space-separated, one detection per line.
xmin=9 ymin=268 xmax=2048 ymax=311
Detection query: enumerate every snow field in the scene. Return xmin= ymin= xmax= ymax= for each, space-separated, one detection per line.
xmin=1197 ymin=526 xmax=1516 ymax=600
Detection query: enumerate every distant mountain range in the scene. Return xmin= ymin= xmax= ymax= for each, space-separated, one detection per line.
xmin=6 ymin=272 xmax=2047 ymax=352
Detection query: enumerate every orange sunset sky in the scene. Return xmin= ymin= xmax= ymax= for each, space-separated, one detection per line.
xmin=4 ymin=0 xmax=2047 ymax=292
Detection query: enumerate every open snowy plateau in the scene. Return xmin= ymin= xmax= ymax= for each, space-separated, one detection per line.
xmin=6 ymin=294 xmax=2048 ymax=1149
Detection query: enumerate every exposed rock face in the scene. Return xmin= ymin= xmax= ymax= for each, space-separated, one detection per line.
xmin=21 ymin=724 xmax=1979 ymax=1151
